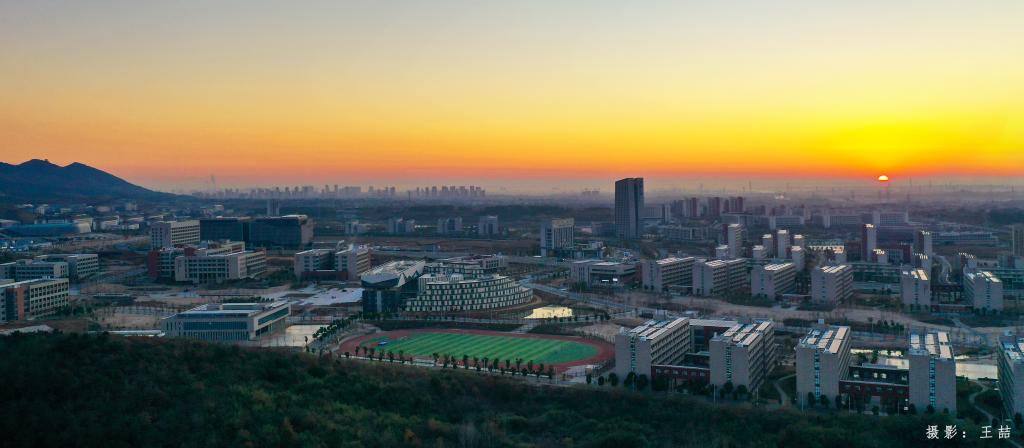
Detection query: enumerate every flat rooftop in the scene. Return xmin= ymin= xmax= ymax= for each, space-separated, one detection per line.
xmin=1001 ymin=339 xmax=1024 ymax=364
xmin=628 ymin=317 xmax=689 ymax=341
xmin=179 ymin=301 xmax=287 ymax=316
xmin=909 ymin=332 xmax=953 ymax=360
xmin=799 ymin=326 xmax=850 ymax=354
xmin=715 ymin=320 xmax=773 ymax=347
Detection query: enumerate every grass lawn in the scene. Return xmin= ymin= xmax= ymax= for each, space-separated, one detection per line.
xmin=362 ymin=332 xmax=598 ymax=365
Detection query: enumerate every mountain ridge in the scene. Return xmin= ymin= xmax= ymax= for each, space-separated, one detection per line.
xmin=0 ymin=159 xmax=175 ymax=202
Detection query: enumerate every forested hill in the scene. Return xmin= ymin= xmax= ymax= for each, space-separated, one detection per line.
xmin=0 ymin=333 xmax=981 ymax=448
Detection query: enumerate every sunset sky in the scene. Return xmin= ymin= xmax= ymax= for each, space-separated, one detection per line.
xmin=2 ymin=1 xmax=1023 ymax=192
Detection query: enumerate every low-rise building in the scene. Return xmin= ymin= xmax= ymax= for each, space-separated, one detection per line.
xmin=750 ymin=263 xmax=796 ymax=298
xmin=570 ymin=260 xmax=637 ymax=289
xmin=1 ymin=278 xmax=70 ymax=321
xmin=161 ymin=301 xmax=290 ymax=342
xmin=361 ymin=260 xmax=425 ymax=314
xmin=11 ymin=259 xmax=69 ymax=281
xmin=34 ymin=254 xmax=99 ymax=280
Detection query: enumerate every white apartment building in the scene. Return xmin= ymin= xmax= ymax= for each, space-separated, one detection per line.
xmin=692 ymin=259 xmax=747 ymax=297
xmin=796 ymin=326 xmax=852 ymax=406
xmin=908 ymin=332 xmax=956 ymax=413
xmin=641 ymin=257 xmax=694 ymax=292
xmin=999 ymin=338 xmax=1024 ymax=419
xmin=775 ymin=229 xmax=791 ymax=258
xmin=726 ymin=224 xmax=743 ymax=258
xmin=540 ymin=218 xmax=575 ymax=257
xmin=964 ymin=270 xmax=1004 ymax=311
xmin=900 ymin=268 xmax=931 ymax=309
xmin=750 ymin=263 xmax=796 ymax=298
xmin=150 ymin=220 xmax=201 ymax=249
xmin=615 ymin=318 xmax=692 ymax=378
xmin=710 ymin=320 xmax=776 ymax=393
xmin=761 ymin=234 xmax=775 ymax=258
xmin=810 ymin=265 xmax=853 ymax=304
xmin=790 ymin=246 xmax=805 ymax=271
xmin=752 ymin=245 xmax=768 ymax=260
xmin=862 ymin=224 xmax=877 ymax=257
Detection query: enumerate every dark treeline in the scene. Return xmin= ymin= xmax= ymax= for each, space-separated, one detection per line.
xmin=0 ymin=333 xmax=985 ymax=447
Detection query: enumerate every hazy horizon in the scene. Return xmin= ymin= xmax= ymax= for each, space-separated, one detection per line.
xmin=3 ymin=1 xmax=1023 ymax=192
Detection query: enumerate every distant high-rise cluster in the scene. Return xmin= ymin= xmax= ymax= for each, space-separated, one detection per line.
xmin=410 ymin=185 xmax=486 ymax=198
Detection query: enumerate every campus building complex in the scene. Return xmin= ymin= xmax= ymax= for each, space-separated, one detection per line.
xmin=405 ymin=273 xmax=532 ymax=313
xmin=162 ymin=302 xmax=290 ymax=343
xmin=360 ymin=260 xmax=426 ymax=314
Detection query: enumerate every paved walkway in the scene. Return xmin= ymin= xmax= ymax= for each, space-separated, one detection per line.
xmin=773 ymin=374 xmax=794 ymax=407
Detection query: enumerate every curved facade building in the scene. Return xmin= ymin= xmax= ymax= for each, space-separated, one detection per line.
xmin=405 ymin=273 xmax=532 ymax=312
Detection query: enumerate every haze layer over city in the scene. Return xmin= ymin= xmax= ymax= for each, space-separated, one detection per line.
xmin=2 ymin=1 xmax=1024 ymax=447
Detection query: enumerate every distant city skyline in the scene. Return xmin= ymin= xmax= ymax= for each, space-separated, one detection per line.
xmin=2 ymin=1 xmax=1023 ymax=191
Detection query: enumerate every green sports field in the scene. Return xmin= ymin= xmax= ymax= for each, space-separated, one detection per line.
xmin=360 ymin=331 xmax=600 ymax=365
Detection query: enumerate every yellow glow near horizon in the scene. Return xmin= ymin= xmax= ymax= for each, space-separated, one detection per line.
xmin=1 ymin=1 xmax=1022 ymax=189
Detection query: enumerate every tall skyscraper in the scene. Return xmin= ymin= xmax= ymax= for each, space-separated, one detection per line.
xmin=1013 ymin=225 xmax=1024 ymax=257
xmin=614 ymin=178 xmax=644 ymax=239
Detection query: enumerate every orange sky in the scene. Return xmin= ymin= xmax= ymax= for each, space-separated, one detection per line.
xmin=1 ymin=1 xmax=1023 ymax=191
